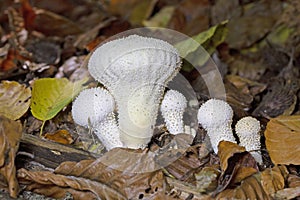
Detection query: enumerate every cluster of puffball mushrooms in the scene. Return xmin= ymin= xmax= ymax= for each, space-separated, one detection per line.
xmin=72 ymin=35 xmax=262 ymax=164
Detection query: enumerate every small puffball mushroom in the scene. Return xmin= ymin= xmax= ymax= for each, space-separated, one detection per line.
xmin=235 ymin=116 xmax=262 ymax=164
xmin=161 ymin=90 xmax=187 ymax=134
xmin=88 ymin=35 xmax=181 ymax=149
xmin=197 ymin=99 xmax=236 ymax=154
xmin=72 ymin=88 xmax=122 ymax=150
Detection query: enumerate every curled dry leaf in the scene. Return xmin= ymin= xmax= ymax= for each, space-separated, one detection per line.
xmin=214 ymin=141 xmax=259 ymax=195
xmin=216 ymin=174 xmax=270 ymax=200
xmin=225 ymin=75 xmax=266 ymax=118
xmin=18 ymin=168 xmax=126 ymax=200
xmin=261 ymin=165 xmax=288 ymax=197
xmin=265 ymin=115 xmax=300 ymax=165
xmin=0 ymin=116 xmax=22 ymax=198
xmin=217 ymin=166 xmax=287 ymax=200
xmin=0 ymin=81 xmax=31 ymax=120
xmin=252 ymin=78 xmax=298 ymax=118
xmin=18 ymin=148 xmax=168 ymax=199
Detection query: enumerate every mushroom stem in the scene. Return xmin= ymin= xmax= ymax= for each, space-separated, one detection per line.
xmin=94 ymin=113 xmax=123 ymax=150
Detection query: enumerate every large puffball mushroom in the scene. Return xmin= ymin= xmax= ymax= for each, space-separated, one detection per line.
xmin=88 ymin=35 xmax=181 ymax=149
xmin=72 ymin=88 xmax=123 ymax=150
xmin=235 ymin=116 xmax=262 ymax=164
xmin=161 ymin=90 xmax=187 ymax=134
xmin=197 ymin=99 xmax=236 ymax=154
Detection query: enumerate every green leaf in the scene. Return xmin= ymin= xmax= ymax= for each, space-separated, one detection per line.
xmin=175 ymin=21 xmax=228 ymax=72
xmin=30 ymin=78 xmax=85 ymax=121
xmin=0 ymin=81 xmax=31 ymax=120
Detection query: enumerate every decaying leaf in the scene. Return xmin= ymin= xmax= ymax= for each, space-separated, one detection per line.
xmin=217 ymin=174 xmax=270 ymax=200
xmin=253 ymin=78 xmax=298 ymax=118
xmin=18 ymin=168 xmax=127 ymax=200
xmin=0 ymin=116 xmax=22 ymax=198
xmin=108 ymin=0 xmax=155 ymax=26
xmin=0 ymin=81 xmax=31 ymax=120
xmin=265 ymin=115 xmax=300 ymax=165
xmin=225 ymin=0 xmax=282 ymax=49
xmin=21 ymin=0 xmax=83 ymax=36
xmin=168 ymin=0 xmax=210 ymax=36
xmin=274 ymin=187 xmax=300 ymax=200
xmin=18 ymin=148 xmax=168 ymax=199
xmin=261 ymin=165 xmax=288 ymax=196
xmin=30 ymin=78 xmax=85 ymax=128
xmin=44 ymin=129 xmax=74 ymax=145
xmin=217 ymin=166 xmax=287 ymax=200
xmin=214 ymin=141 xmax=258 ymax=195
xmin=195 ymin=167 xmax=220 ymax=192
xmin=143 ymin=6 xmax=175 ymax=28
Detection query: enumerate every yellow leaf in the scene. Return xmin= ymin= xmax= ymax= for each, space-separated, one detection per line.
xmin=30 ymin=78 xmax=85 ymax=121
xmin=0 ymin=81 xmax=31 ymax=120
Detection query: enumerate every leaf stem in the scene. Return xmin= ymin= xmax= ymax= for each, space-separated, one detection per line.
xmin=40 ymin=120 xmax=46 ymax=136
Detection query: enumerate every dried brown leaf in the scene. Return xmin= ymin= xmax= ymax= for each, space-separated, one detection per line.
xmin=288 ymin=174 xmax=300 ymax=188
xmin=226 ymin=0 xmax=282 ymax=49
xmin=265 ymin=115 xmax=300 ymax=165
xmin=261 ymin=165 xmax=287 ymax=196
xmin=44 ymin=129 xmax=74 ymax=145
xmin=273 ymin=187 xmax=300 ymax=200
xmin=163 ymin=144 xmax=207 ymax=183
xmin=167 ymin=0 xmax=210 ymax=36
xmin=18 ymin=168 xmax=126 ymax=200
xmin=226 ymin=75 xmax=267 ymax=97
xmin=0 ymin=81 xmax=31 ymax=120
xmin=19 ymin=148 xmax=169 ymax=199
xmin=217 ymin=166 xmax=287 ymax=200
xmin=217 ymin=174 xmax=270 ymax=200
xmin=253 ymin=78 xmax=298 ymax=118
xmin=21 ymin=0 xmax=82 ymax=36
xmin=214 ymin=141 xmax=259 ymax=195
xmin=0 ymin=116 xmax=22 ymax=198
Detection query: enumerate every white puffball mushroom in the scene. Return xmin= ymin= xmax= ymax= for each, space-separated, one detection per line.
xmin=72 ymin=88 xmax=123 ymax=150
xmin=197 ymin=99 xmax=236 ymax=154
xmin=161 ymin=90 xmax=187 ymax=134
xmin=88 ymin=35 xmax=181 ymax=149
xmin=235 ymin=116 xmax=262 ymax=164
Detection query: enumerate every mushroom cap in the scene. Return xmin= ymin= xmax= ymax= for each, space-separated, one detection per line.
xmin=235 ymin=116 xmax=260 ymax=137
xmin=197 ymin=99 xmax=233 ymax=130
xmin=235 ymin=116 xmax=261 ymax=150
xmin=72 ymin=88 xmax=115 ymax=127
xmin=161 ymin=90 xmax=187 ymax=113
xmin=88 ymin=35 xmax=181 ymax=90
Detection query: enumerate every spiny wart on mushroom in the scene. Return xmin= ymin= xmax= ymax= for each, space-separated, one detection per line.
xmin=72 ymin=35 xmax=193 ymax=150
xmin=72 ymin=88 xmax=122 ymax=150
